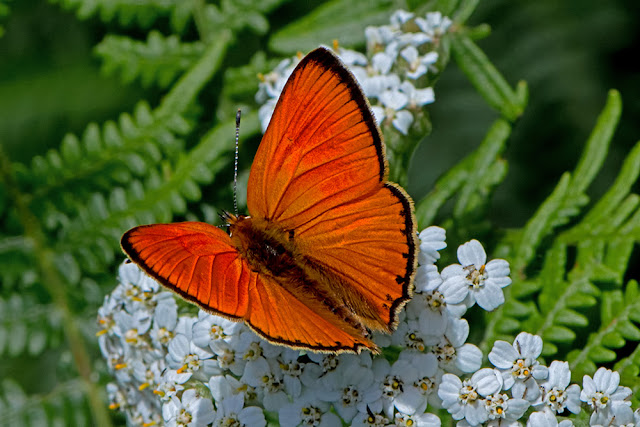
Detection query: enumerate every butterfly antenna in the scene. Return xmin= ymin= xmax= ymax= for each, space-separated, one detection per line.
xmin=233 ymin=109 xmax=241 ymax=217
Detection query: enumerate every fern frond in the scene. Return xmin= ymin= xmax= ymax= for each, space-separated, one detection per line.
xmin=19 ymin=101 xmax=190 ymax=229
xmin=614 ymin=341 xmax=640 ymax=406
xmin=0 ymin=378 xmax=91 ymax=426
xmin=511 ymin=90 xmax=622 ymax=273
xmin=57 ymin=113 xmax=261 ymax=273
xmin=50 ymin=0 xmax=178 ymax=28
xmin=568 ymin=281 xmax=640 ymax=381
xmin=95 ymin=31 xmax=205 ymax=88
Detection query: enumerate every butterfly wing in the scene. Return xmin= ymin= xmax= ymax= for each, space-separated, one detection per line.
xmin=247 ymin=47 xmax=417 ymax=333
xmin=121 ymin=222 xmax=375 ymax=351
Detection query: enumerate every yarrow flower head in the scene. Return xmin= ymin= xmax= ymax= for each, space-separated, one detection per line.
xmin=440 ymin=239 xmax=512 ymax=311
xmin=438 ymin=368 xmax=503 ymax=425
xmin=256 ymin=10 xmax=451 ymax=136
xmin=580 ymin=367 xmax=633 ymax=425
xmin=489 ymin=332 xmax=548 ymax=402
xmin=536 ymin=361 xmax=581 ymax=415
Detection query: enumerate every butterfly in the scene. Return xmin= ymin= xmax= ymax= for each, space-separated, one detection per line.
xmin=121 ymin=47 xmax=417 ymax=353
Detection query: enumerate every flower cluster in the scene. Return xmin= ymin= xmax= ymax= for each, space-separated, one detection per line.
xmin=440 ymin=332 xmax=639 ymax=426
xmin=100 ymin=225 xmax=639 ymax=426
xmin=256 ymin=10 xmax=451 ymax=135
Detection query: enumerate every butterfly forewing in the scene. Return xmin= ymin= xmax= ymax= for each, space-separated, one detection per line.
xmin=121 ymin=222 xmax=250 ymax=319
xmin=247 ymin=48 xmax=417 ymax=333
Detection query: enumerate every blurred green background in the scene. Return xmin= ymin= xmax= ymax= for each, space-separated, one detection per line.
xmin=1 ymin=0 xmax=639 ymax=423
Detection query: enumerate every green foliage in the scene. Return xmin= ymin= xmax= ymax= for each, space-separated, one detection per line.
xmin=95 ymin=31 xmax=205 ymax=88
xmin=49 ymin=0 xmax=185 ymax=29
xmin=0 ymin=0 xmax=9 ymax=38
xmin=1 ymin=0 xmax=639 ymax=424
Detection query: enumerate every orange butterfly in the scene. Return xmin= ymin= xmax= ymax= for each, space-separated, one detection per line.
xmin=121 ymin=47 xmax=417 ymax=353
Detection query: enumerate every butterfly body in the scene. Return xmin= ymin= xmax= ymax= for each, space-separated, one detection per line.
xmin=121 ymin=47 xmax=418 ymax=353
xmin=227 ymin=213 xmax=383 ymax=337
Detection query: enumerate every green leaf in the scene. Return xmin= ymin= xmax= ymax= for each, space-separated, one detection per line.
xmin=513 ymin=172 xmax=571 ymax=272
xmin=450 ymin=33 xmax=526 ymax=121
xmin=453 ymin=119 xmax=510 ymax=218
xmin=95 ymin=31 xmax=206 ymax=88
xmin=569 ymin=90 xmax=622 ymax=195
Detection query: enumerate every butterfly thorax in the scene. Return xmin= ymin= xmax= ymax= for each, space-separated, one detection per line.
xmin=227 ymin=215 xmax=300 ymax=279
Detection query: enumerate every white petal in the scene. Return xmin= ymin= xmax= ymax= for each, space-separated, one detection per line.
xmin=474 ymin=283 xmax=504 ymax=311
xmin=526 ymin=410 xmax=559 ymax=427
xmin=371 ymin=105 xmax=385 ymax=124
xmin=580 ymin=375 xmax=595 ymax=400
xmin=440 ymin=277 xmax=469 ymax=304
xmin=472 ymin=368 xmax=502 ymax=396
xmin=488 ymin=340 xmax=519 ymax=369
xmin=457 ymin=240 xmax=487 ymax=267
xmin=445 ymin=317 xmax=469 ymax=347
xmin=506 ymin=398 xmax=530 ymax=420
xmin=372 ymin=52 xmax=394 ymax=75
xmin=455 ymin=344 xmax=482 ymax=373
xmin=412 ymin=87 xmax=435 ymax=105
xmin=514 ymin=332 xmax=543 ymax=359
xmin=393 ymin=110 xmax=413 ymax=135
xmin=441 ymin=264 xmax=464 ymax=280
xmin=400 ymin=45 xmax=419 ymax=63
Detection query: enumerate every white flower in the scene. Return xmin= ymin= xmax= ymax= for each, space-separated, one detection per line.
xmin=278 ymin=389 xmax=341 ymax=427
xmin=209 ymin=374 xmax=259 ymax=407
xmin=269 ymin=349 xmax=306 ymax=398
xmin=166 ymin=334 xmax=219 ymax=380
xmin=390 ymin=9 xmax=415 ymax=26
xmin=162 ymin=388 xmax=215 ymax=427
xmin=527 ymin=410 xmax=574 ymax=427
xmin=438 ymin=369 xmax=503 ymax=425
xmin=155 ymin=369 xmax=191 ymax=402
xmin=374 ymin=357 xmax=426 ymax=417
xmin=400 ymin=46 xmax=438 ymax=79
xmin=395 ymin=411 xmax=441 ymax=426
xmin=536 ymin=361 xmax=581 ymax=415
xmin=351 ymin=408 xmax=390 ymax=427
xmin=581 ymin=367 xmax=632 ymax=425
xmin=391 ymin=319 xmax=428 ymax=352
xmin=488 ymin=332 xmax=548 ymax=402
xmin=415 ymin=12 xmax=453 ymax=39
xmin=241 ymin=353 xmax=288 ymax=412
xmin=328 ymin=361 xmax=381 ymax=422
xmin=484 ymin=392 xmax=530 ymax=425
xmin=400 ymin=80 xmax=435 ymax=108
xmin=213 ymin=393 xmax=265 ymax=427
xmin=113 ymin=309 xmax=152 ymax=348
xmin=209 ymin=339 xmax=245 ymax=376
xmin=430 ymin=317 xmax=482 ymax=374
xmin=192 ymin=311 xmax=241 ymax=350
xmin=440 ymin=240 xmax=512 ymax=311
